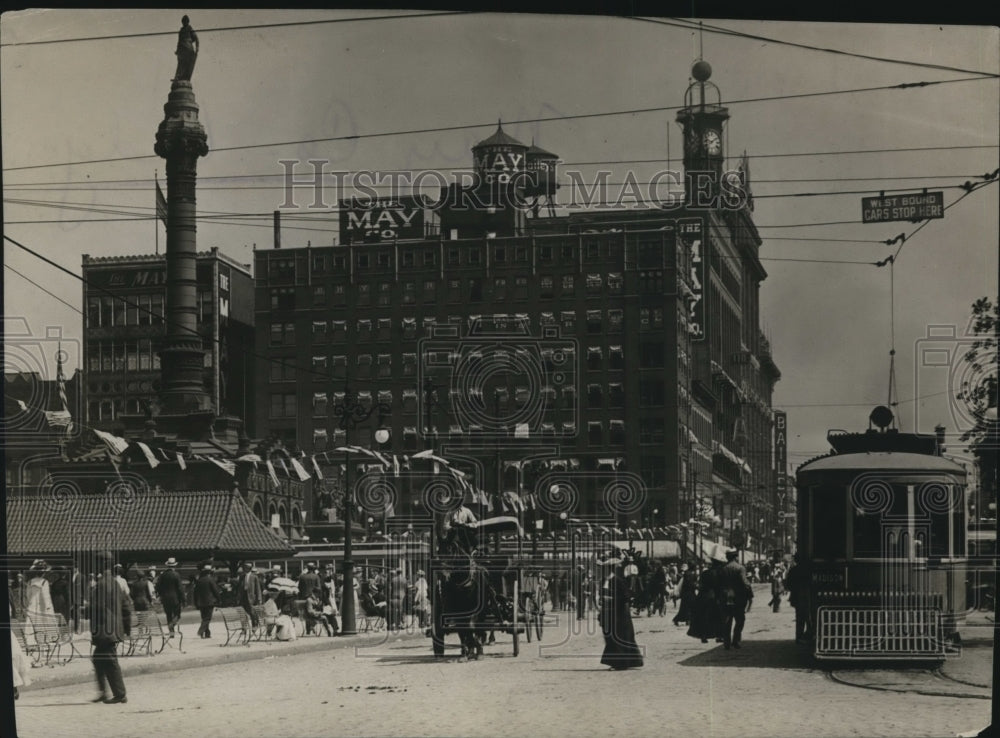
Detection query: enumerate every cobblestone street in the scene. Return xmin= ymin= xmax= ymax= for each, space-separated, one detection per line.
xmin=13 ymin=593 xmax=992 ymax=738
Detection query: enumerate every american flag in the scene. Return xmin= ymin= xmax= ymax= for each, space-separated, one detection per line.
xmin=44 ymin=343 xmax=73 ymax=437
xmin=155 ymin=179 xmax=168 ymax=227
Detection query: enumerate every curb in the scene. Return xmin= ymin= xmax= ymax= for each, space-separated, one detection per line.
xmin=21 ymin=629 xmax=424 ymax=692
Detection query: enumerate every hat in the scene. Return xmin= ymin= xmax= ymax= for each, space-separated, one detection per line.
xmin=165 ymin=557 xmax=178 ymax=567
xmin=113 ymin=563 xmax=123 ymax=572
xmin=94 ymin=551 xmax=114 ymax=566
xmin=30 ymin=559 xmax=49 ymax=571
xmin=202 ymin=563 xmax=214 ymax=571
xmin=249 ymin=563 xmax=258 ymax=572
xmin=273 ymin=565 xmax=282 ymax=571
xmin=680 ymin=564 xmax=689 ymax=571
xmin=148 ymin=565 xmax=157 ymax=572
xmin=307 ymin=562 xmax=316 ymax=569
xmin=725 ymin=548 xmax=739 ymax=560
xmin=417 ymin=570 xmax=425 ymax=576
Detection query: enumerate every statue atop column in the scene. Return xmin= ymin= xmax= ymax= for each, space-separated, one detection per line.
xmin=172 ymin=15 xmax=199 ymax=82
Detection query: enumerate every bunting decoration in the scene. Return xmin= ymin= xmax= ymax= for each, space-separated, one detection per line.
xmin=207 ymin=456 xmax=236 ymax=476
xmin=289 ymin=457 xmax=311 ymax=482
xmin=311 ymin=455 xmax=324 ymax=480
xmin=94 ymin=429 xmax=130 ymax=456
xmin=135 ymin=442 xmax=160 ymax=469
xmin=266 ymin=460 xmax=281 ymax=489
xmin=176 ymin=452 xmax=187 ymax=470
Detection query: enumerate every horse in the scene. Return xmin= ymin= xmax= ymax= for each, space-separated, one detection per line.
xmin=431 ymin=524 xmax=490 ymax=660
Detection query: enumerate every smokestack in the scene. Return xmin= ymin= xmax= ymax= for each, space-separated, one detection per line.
xmin=934 ymin=424 xmax=946 ymax=455
xmin=274 ymin=210 xmax=281 ymax=249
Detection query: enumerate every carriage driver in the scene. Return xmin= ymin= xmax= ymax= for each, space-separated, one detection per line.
xmin=439 ymin=498 xmax=479 ymax=555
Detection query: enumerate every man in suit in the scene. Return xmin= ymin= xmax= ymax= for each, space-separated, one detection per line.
xmin=89 ymin=550 xmax=131 ymax=704
xmin=193 ymin=563 xmax=221 ymax=638
xmin=239 ymin=563 xmax=263 ymax=626
xmin=716 ymin=548 xmax=753 ymax=650
xmin=297 ymin=562 xmax=321 ymax=601
xmin=156 ymin=557 xmax=185 ymax=636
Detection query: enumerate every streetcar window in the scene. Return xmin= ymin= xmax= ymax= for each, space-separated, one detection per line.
xmin=952 ymin=487 xmax=966 ymax=557
xmin=851 ymin=482 xmax=908 ymax=558
xmin=812 ymin=485 xmax=847 ymax=559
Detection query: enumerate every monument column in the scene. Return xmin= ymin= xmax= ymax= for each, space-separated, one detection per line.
xmin=154 ymin=18 xmax=210 ymax=414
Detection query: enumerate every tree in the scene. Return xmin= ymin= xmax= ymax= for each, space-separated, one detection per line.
xmin=956 ymin=296 xmax=999 ymax=449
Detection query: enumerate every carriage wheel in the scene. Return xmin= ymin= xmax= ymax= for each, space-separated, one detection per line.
xmin=534 ymin=610 xmax=544 ymax=641
xmin=524 ymin=604 xmax=533 ymax=643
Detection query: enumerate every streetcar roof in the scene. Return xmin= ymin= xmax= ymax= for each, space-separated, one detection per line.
xmin=797 ymin=451 xmax=966 ymax=475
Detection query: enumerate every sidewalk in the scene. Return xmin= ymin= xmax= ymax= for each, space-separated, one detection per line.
xmin=20 ymin=609 xmax=424 ymax=692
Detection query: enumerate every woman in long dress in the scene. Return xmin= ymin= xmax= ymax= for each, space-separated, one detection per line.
xmin=11 ymin=603 xmax=32 ymax=699
xmin=598 ymin=555 xmax=643 ymax=670
xmin=24 ymin=561 xmax=55 ymax=648
xmin=687 ymin=561 xmax=722 ymax=643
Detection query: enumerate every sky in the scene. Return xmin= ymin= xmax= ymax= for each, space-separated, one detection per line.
xmin=2 ymin=9 xmax=998 ymax=476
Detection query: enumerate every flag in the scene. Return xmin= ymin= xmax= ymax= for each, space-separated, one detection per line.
xmin=266 ymin=460 xmax=280 ymax=488
xmin=290 ymin=457 xmax=311 ymax=481
xmin=278 ymin=458 xmax=290 ymax=478
xmin=207 ymin=456 xmax=236 ymax=476
xmin=54 ymin=344 xmax=73 ymax=436
xmin=136 ymin=442 xmax=160 ymax=469
xmin=94 ymin=429 xmax=130 ymax=455
xmin=176 ymin=452 xmax=187 ymax=470
xmin=155 ymin=178 xmax=168 ymax=227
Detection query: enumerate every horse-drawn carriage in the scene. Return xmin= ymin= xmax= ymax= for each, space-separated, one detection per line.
xmin=430 ymin=517 xmax=543 ymax=659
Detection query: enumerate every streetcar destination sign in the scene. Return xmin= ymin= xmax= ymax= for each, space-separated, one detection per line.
xmin=861 ymin=191 xmax=944 ymax=223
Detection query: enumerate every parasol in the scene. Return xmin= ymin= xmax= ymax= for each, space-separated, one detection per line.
xmin=267 ymin=576 xmax=298 ymax=594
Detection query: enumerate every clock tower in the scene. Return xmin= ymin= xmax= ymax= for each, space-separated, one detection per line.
xmin=676 ymin=59 xmax=730 ymax=207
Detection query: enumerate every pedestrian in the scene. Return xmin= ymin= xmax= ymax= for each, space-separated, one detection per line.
xmin=575 ymin=564 xmax=586 ymax=620
xmin=322 ymin=569 xmax=340 ymax=634
xmin=305 ymin=588 xmax=334 ymax=636
xmin=11 ymin=600 xmax=32 ymax=700
xmin=89 ymin=550 xmax=131 ymax=704
xmin=672 ymin=563 xmax=697 ymax=626
xmin=598 ymin=551 xmax=643 ymax=670
xmin=145 ymin=566 xmax=158 ymax=606
xmin=239 ymin=563 xmax=263 ymax=627
xmin=155 ymin=557 xmax=185 ymax=637
xmin=413 ymin=569 xmax=430 ymax=629
xmin=69 ymin=565 xmax=87 ymax=633
xmin=298 ymin=562 xmax=321 ymax=601
xmin=193 ymin=563 xmax=220 ymax=638
xmin=388 ymin=569 xmax=408 ymax=631
xmin=49 ymin=566 xmax=71 ymax=624
xmin=768 ymin=566 xmax=784 ymax=613
xmin=785 ymin=553 xmax=814 ymax=644
xmin=112 ymin=564 xmax=130 ymax=599
xmin=687 ymin=561 xmax=721 ymax=644
xmin=716 ymin=549 xmax=753 ymax=650
xmin=129 ymin=569 xmax=151 ymax=612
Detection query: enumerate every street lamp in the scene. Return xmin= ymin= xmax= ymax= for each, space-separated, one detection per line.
xmin=332 ymin=383 xmax=392 ymax=636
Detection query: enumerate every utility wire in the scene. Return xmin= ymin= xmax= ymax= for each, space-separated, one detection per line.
xmin=643 ymin=16 xmax=1000 ymax=78
xmin=0 ymin=11 xmax=470 ymax=47
xmin=4 ymin=76 xmax=992 ymax=173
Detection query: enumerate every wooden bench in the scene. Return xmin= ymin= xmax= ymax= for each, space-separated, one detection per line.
xmin=11 ymin=618 xmax=41 ymax=667
xmin=358 ymin=600 xmax=386 ymax=633
xmin=251 ymin=604 xmax=278 ymax=642
xmin=217 ymin=607 xmax=252 ymax=646
xmin=117 ymin=611 xmax=153 ymax=657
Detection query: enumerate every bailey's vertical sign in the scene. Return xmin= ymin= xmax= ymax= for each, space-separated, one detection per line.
xmin=680 ymin=218 xmax=705 ymax=341
xmin=861 ymin=191 xmax=943 ymax=224
xmin=774 ymin=411 xmax=787 ymax=491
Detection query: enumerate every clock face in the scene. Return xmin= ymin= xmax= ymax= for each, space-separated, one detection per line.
xmin=703 ymin=129 xmax=722 ymax=156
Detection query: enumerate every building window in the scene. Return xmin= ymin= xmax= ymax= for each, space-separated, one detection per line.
xmin=608 ymin=309 xmax=623 ymax=333
xmin=402 ymin=282 xmax=416 ymax=305
xmin=312 ymin=255 xmax=325 ymax=273
xmin=270 ymin=393 xmax=297 ymax=417
xmin=469 ymin=248 xmax=481 ymax=265
xmin=640 ymin=270 xmax=663 ymax=294
xmin=333 ymin=284 xmax=346 ymax=306
xmin=447 ymin=249 xmax=460 ymax=265
xmin=402 ymin=318 xmax=417 ymax=339
xmin=587 ymin=384 xmax=603 ymax=409
xmin=377 ymin=318 xmax=391 ymax=340
xmin=377 ymin=354 xmax=392 ymax=377
xmin=586 ymin=241 xmax=600 ymax=260
xmin=586 ymin=274 xmax=602 ymax=295
xmin=126 ymin=299 xmax=138 ymax=326
xmin=586 ymin=310 xmax=602 ymax=334
xmin=561 ymin=311 xmax=575 ymax=332
xmin=448 ymin=279 xmax=461 ymax=302
xmin=540 ymin=276 xmax=554 ymax=298
xmin=270 ymin=359 xmax=295 ymax=382
xmin=640 ymin=341 xmax=664 ymax=368
xmin=378 ymin=282 xmax=392 ymax=306
xmin=357 ymin=283 xmax=371 ymax=306
xmin=357 ymin=252 xmax=370 ymax=269
xmin=151 ymin=294 xmax=164 ymax=325
xmin=588 ymin=421 xmax=603 ymax=446
xmin=539 ymin=245 xmax=553 ymax=262
xmin=610 ymin=420 xmax=625 ymax=444
xmin=332 ymin=320 xmax=347 ymax=340
xmin=313 ymin=392 xmax=328 ymax=416
xmin=357 ymin=319 xmax=372 ymax=341
xmin=494 ymin=278 xmax=507 ymax=301
xmin=639 ymin=379 xmax=664 ymax=406
xmin=469 ymin=278 xmax=483 ymax=303
xmin=587 ymin=346 xmax=602 ymax=371
xmin=494 ymin=246 xmax=506 ymax=264
xmin=377 ymin=251 xmax=391 ymax=268
xmin=272 ymin=257 xmax=295 ymax=282
xmin=608 ymin=273 xmax=623 ymax=294
xmin=640 ymin=456 xmax=666 ymax=488
xmin=424 ymin=249 xmax=436 ymax=267
xmin=561 ymin=244 xmax=574 ymax=260
xmin=515 ymin=247 xmax=528 ymax=262
xmin=332 ymin=254 xmax=346 ymax=270
xmin=312 ymin=286 xmax=326 ymax=305
xmin=312 ymin=320 xmax=328 ymax=341
xmin=332 ymin=355 xmax=347 ymax=379
xmin=514 ymin=277 xmax=528 ymax=300
xmin=561 ymin=275 xmax=575 ymax=295
xmin=639 ymin=418 xmax=664 ymax=444
xmin=402 ymin=251 xmax=414 ymax=268
xmin=402 ymin=353 xmax=417 ymax=376
xmin=357 ymin=353 xmax=373 ymax=379
xmin=423 ymin=280 xmax=437 ymax=303
xmin=609 ymin=382 xmax=624 ymax=407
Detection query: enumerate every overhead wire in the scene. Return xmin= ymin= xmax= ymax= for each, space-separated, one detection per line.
xmin=4 ymin=75 xmax=993 ymax=173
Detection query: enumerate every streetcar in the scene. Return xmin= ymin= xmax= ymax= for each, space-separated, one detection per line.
xmin=795 ymin=406 xmax=967 ymax=660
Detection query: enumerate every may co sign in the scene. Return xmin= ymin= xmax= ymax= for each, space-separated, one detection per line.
xmin=861 ymin=191 xmax=944 ymax=223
